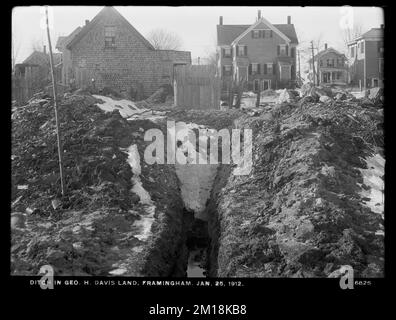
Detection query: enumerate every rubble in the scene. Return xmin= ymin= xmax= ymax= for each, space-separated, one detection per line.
xmin=368 ymin=87 xmax=384 ymax=104
xmin=11 ymin=91 xmax=183 ymax=276
xmin=11 ymin=83 xmax=384 ymax=278
xmin=319 ymin=95 xmax=332 ymax=103
xmin=208 ymin=99 xmax=384 ymax=278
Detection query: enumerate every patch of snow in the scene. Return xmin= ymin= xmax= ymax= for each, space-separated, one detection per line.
xmin=358 ymin=153 xmax=385 ymax=218
xmin=93 ymin=95 xmax=143 ymax=118
xmin=123 ymin=144 xmax=156 ymax=242
xmin=109 ymin=268 xmax=127 ymax=275
xmin=351 ymin=91 xmax=365 ymax=99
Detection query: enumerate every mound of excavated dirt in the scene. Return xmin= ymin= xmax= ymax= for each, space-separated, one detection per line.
xmin=11 ymin=93 xmax=184 ymax=276
xmin=208 ymin=100 xmax=384 ymax=278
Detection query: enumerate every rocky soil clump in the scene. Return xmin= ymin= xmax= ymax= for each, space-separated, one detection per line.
xmin=11 ymin=92 xmax=183 ymax=276
xmin=209 ymin=99 xmax=384 ymax=277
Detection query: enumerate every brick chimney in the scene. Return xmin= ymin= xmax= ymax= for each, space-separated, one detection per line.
xmin=287 ymin=16 xmax=291 ymax=24
xmin=324 ymin=43 xmax=328 ymax=50
xmin=219 ymin=16 xmax=223 ymax=25
xmin=43 ymin=45 xmax=46 ymax=54
xmin=258 ymin=10 xmax=261 ymax=20
xmin=85 ymin=19 xmax=89 ymax=26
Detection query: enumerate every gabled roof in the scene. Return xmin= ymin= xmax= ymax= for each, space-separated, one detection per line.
xmin=308 ymin=47 xmax=346 ymax=63
xmin=23 ymin=51 xmax=49 ymax=66
xmin=348 ymin=27 xmax=384 ymax=45
xmin=217 ymin=25 xmax=250 ymax=46
xmin=56 ymin=26 xmax=82 ymax=50
xmin=66 ymin=7 xmax=155 ymax=50
xmin=217 ymin=19 xmax=298 ymax=46
xmin=22 ymin=51 xmax=62 ymax=67
xmin=273 ymin=24 xmax=298 ymax=44
xmin=361 ymin=27 xmax=383 ymax=40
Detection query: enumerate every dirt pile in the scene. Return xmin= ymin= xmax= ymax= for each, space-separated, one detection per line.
xmin=208 ymin=100 xmax=384 ymax=277
xmin=11 ymin=92 xmax=184 ymax=276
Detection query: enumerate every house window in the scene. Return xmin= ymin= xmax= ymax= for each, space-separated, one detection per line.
xmin=279 ymin=44 xmax=287 ymax=56
xmin=280 ymin=65 xmax=291 ymax=80
xmin=360 ymin=42 xmax=364 ymax=54
xmin=224 ymin=65 xmax=232 ymax=76
xmin=238 ymin=45 xmax=247 ymax=56
xmin=252 ymin=63 xmax=259 ymax=74
xmin=379 ymin=58 xmax=383 ymax=74
xmin=224 ymin=47 xmax=231 ymax=57
xmin=104 ymin=26 xmax=116 ymax=48
xmin=252 ymin=30 xmax=260 ymax=39
xmin=266 ymin=63 xmax=273 ymax=75
xmin=320 ymin=60 xmax=323 ymax=67
xmin=350 ymin=46 xmax=355 ymax=57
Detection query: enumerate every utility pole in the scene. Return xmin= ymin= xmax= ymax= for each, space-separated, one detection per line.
xmin=311 ymin=41 xmax=316 ymax=86
xmin=46 ymin=6 xmax=65 ymax=196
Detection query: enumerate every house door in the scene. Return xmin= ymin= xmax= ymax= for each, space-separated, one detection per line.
xmin=373 ymin=78 xmax=379 ymax=87
xmin=323 ymin=72 xmax=328 ymax=83
xmin=253 ymin=79 xmax=260 ymax=92
xmin=261 ymin=79 xmax=271 ymax=91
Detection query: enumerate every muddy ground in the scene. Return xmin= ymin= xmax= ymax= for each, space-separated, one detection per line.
xmin=11 ymin=90 xmax=384 ymax=278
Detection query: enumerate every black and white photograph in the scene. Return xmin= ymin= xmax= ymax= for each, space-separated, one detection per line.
xmin=10 ymin=5 xmax=385 ymax=291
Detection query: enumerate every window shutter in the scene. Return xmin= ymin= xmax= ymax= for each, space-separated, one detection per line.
xmin=257 ymin=64 xmax=261 ymax=74
xmin=291 ymin=48 xmax=295 ymax=58
xmin=230 ymin=47 xmax=233 ymax=57
xmin=248 ymin=64 xmax=252 ymax=75
xmin=222 ymin=66 xmax=225 ymax=76
xmin=236 ymin=46 xmax=239 ymax=56
xmin=251 ymin=31 xmax=254 ymax=38
xmin=270 ymin=30 xmax=273 ymax=38
xmin=244 ymin=46 xmax=247 ymax=56
xmin=222 ymin=48 xmax=225 ymax=58
xmin=286 ymin=45 xmax=289 ymax=56
xmin=277 ymin=45 xmax=280 ymax=56
xmin=264 ymin=64 xmax=267 ymax=74
xmin=263 ymin=30 xmax=266 ymax=38
xmin=273 ymin=64 xmax=276 ymax=75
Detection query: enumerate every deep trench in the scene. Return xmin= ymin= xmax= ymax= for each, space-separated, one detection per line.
xmin=169 ymin=163 xmax=232 ymax=278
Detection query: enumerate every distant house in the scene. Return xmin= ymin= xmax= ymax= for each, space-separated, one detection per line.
xmin=12 ymin=46 xmax=62 ymax=104
xmin=217 ymin=10 xmax=298 ymax=91
xmin=17 ymin=47 xmax=62 ymax=85
xmin=57 ymin=6 xmax=191 ymax=98
xmin=347 ymin=25 xmax=384 ymax=89
xmin=308 ymin=44 xmax=348 ymax=86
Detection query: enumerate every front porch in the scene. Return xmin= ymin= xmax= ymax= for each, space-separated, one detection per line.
xmin=319 ymin=68 xmax=347 ymax=85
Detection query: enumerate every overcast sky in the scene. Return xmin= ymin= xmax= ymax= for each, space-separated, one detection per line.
xmin=12 ymin=6 xmax=384 ymax=69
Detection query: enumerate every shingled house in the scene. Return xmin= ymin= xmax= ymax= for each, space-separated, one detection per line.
xmin=57 ymin=7 xmax=191 ymax=98
xmin=217 ymin=10 xmax=298 ymax=91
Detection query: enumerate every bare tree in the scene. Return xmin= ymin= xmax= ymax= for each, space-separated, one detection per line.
xmin=11 ymin=33 xmax=21 ymax=72
xmin=341 ymin=23 xmax=363 ymax=48
xmin=147 ymin=28 xmax=182 ymax=50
